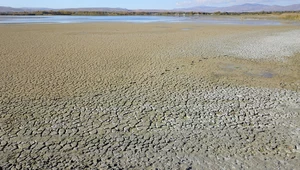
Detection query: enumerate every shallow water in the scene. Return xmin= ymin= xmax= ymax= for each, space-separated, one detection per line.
xmin=0 ymin=15 xmax=296 ymax=25
xmin=182 ymin=28 xmax=192 ymax=31
xmin=261 ymin=72 xmax=274 ymax=78
xmin=0 ymin=16 xmax=179 ymax=24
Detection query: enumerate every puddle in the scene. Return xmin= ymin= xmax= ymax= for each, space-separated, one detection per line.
xmin=157 ymin=26 xmax=170 ymax=28
xmin=261 ymin=72 xmax=274 ymax=78
xmin=182 ymin=28 xmax=192 ymax=31
xmin=219 ymin=63 xmax=275 ymax=79
xmin=244 ymin=71 xmax=274 ymax=78
xmin=221 ymin=64 xmax=240 ymax=71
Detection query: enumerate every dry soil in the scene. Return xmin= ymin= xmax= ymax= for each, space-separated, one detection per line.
xmin=0 ymin=23 xmax=300 ymax=169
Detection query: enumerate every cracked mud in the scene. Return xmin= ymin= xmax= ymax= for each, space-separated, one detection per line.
xmin=0 ymin=23 xmax=300 ymax=169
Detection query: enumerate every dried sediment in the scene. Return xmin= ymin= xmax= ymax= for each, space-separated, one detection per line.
xmin=0 ymin=23 xmax=299 ymax=169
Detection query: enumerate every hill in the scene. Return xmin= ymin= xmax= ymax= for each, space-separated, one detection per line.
xmin=176 ymin=3 xmax=300 ymax=12
xmin=1 ymin=4 xmax=300 ymax=13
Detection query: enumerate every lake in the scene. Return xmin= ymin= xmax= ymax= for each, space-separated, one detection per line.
xmin=0 ymin=15 xmax=296 ymax=25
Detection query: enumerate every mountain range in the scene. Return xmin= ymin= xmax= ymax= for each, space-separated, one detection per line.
xmin=1 ymin=3 xmax=300 ymax=13
xmin=177 ymin=3 xmax=300 ymax=12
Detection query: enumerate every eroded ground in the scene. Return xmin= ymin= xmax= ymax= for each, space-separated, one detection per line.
xmin=0 ymin=23 xmax=300 ymax=169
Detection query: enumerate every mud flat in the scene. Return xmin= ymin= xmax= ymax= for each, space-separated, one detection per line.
xmin=0 ymin=23 xmax=300 ymax=169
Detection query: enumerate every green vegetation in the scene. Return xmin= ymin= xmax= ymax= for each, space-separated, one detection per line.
xmin=0 ymin=10 xmax=210 ymax=16
xmin=279 ymin=13 xmax=300 ymax=20
xmin=0 ymin=10 xmax=299 ymax=20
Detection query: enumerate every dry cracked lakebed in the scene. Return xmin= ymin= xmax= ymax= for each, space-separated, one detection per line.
xmin=0 ymin=23 xmax=300 ymax=169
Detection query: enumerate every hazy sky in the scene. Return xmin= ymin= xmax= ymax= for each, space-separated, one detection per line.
xmin=1 ymin=0 xmax=299 ymax=9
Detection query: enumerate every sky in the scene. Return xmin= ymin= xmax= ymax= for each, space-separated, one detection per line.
xmin=1 ymin=0 xmax=299 ymax=9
